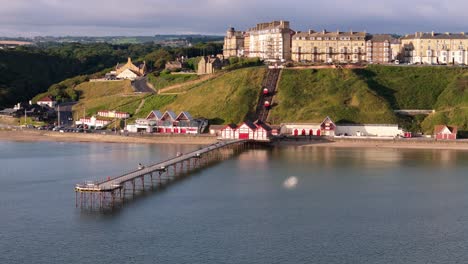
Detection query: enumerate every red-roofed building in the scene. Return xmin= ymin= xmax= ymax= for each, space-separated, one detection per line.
xmin=37 ymin=96 xmax=56 ymax=108
xmin=434 ymin=125 xmax=457 ymax=140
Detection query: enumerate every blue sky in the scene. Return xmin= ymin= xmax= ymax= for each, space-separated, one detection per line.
xmin=0 ymin=0 xmax=466 ymax=36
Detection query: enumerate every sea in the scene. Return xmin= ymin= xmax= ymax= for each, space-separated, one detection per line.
xmin=1 ymin=141 xmax=468 ymax=263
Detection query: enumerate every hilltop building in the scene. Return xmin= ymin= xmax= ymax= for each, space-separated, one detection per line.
xmin=111 ymin=57 xmax=147 ymax=80
xmin=366 ymin=34 xmax=400 ymax=63
xmin=223 ymin=28 xmax=245 ymax=57
xmin=197 ymin=56 xmax=223 ymax=75
xmin=247 ymin=20 xmax=293 ymax=61
xmin=400 ymin=32 xmax=468 ymax=64
xmin=37 ymin=96 xmax=56 ymax=108
xmin=292 ymin=30 xmax=367 ymax=63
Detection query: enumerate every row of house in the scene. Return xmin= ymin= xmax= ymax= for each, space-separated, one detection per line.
xmin=220 ymin=121 xmax=273 ymax=141
xmin=126 ymin=110 xmax=207 ymax=134
xmin=223 ymin=20 xmax=468 ymax=65
xmin=217 ymin=116 xmax=458 ymax=141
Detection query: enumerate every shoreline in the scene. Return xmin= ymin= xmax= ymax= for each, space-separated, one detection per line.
xmin=275 ymin=137 xmax=468 ymax=150
xmin=0 ymin=129 xmax=218 ymax=145
xmin=1 ymin=129 xmax=468 ymax=150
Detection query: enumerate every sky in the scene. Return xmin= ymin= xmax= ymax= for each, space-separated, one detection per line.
xmin=0 ymin=0 xmax=466 ymax=37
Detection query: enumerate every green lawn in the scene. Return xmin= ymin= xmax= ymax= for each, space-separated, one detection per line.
xmin=147 ymin=72 xmax=199 ymax=91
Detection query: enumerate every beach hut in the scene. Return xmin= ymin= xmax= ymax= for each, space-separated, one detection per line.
xmin=253 ymin=121 xmax=272 ymax=141
xmin=220 ymin=124 xmax=238 ymax=139
xmin=237 ymin=121 xmax=257 ymax=139
xmin=320 ymin=116 xmax=336 ymax=136
xmin=434 ymin=125 xmax=457 ymax=140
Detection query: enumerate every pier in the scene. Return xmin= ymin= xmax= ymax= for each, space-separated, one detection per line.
xmin=75 ymin=139 xmax=253 ymax=210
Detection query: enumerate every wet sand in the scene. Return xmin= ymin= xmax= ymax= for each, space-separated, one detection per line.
xmin=0 ymin=129 xmax=218 ymax=145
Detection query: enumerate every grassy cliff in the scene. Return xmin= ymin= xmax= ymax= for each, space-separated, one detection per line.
xmin=271 ymin=66 xmax=467 ymax=134
xmin=71 ymin=81 xmax=146 ymax=119
xmin=270 ymin=68 xmax=397 ymax=124
xmin=163 ymin=67 xmax=266 ymax=124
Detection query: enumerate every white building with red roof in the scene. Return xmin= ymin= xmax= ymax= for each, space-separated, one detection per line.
xmin=37 ymin=96 xmax=56 ymax=108
xmin=434 ymin=125 xmax=457 ymax=140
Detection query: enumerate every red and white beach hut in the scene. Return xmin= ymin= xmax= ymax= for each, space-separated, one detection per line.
xmin=253 ymin=121 xmax=272 ymax=141
xmin=237 ymin=121 xmax=258 ymax=139
xmin=220 ymin=124 xmax=238 ymax=139
xmin=434 ymin=125 xmax=457 ymax=140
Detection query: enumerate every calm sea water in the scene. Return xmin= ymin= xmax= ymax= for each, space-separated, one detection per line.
xmin=1 ymin=141 xmax=468 ymax=264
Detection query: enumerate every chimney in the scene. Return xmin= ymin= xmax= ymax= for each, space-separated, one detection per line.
xmin=322 ymin=29 xmax=326 ymax=34
xmin=309 ymin=29 xmax=315 ymax=34
xmin=431 ymin=31 xmax=434 ymax=36
xmin=127 ymin=57 xmax=132 ymax=63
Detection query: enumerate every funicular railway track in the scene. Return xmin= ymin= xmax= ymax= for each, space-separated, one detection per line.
xmin=253 ymin=68 xmax=281 ymax=122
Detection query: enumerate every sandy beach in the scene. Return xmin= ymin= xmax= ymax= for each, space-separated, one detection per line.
xmin=1 ymin=129 xmax=468 ymax=150
xmin=0 ymin=129 xmax=218 ymax=145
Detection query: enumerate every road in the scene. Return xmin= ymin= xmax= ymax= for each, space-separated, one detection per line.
xmin=56 ymin=101 xmax=77 ymax=126
xmin=132 ymin=76 xmax=155 ymax=93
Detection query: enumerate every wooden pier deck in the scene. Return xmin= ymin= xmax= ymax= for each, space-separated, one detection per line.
xmin=75 ymin=139 xmax=250 ymax=209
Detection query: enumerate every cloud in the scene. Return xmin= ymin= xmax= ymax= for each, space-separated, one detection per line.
xmin=0 ymin=0 xmax=466 ymax=36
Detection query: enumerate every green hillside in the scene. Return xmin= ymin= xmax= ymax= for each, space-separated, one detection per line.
xmin=421 ymin=72 xmax=468 ymax=134
xmin=269 ymin=68 xmax=397 ymax=124
xmin=270 ymin=66 xmax=467 ymax=134
xmin=136 ymin=67 xmax=266 ymax=124
xmin=355 ymin=66 xmax=466 ymax=109
xmin=71 ymin=81 xmax=145 ymax=119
